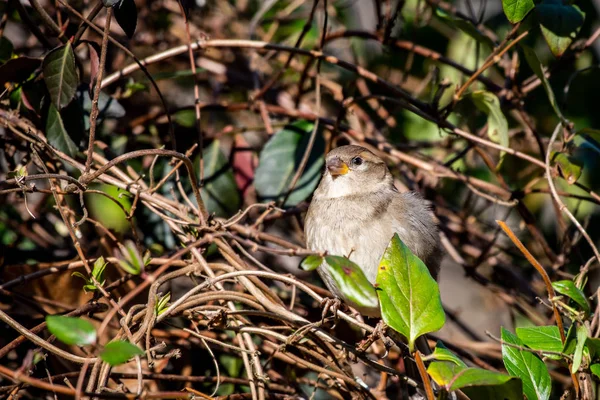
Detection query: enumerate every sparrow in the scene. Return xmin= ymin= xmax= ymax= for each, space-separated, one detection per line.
xmin=304 ymin=145 xmax=442 ymax=317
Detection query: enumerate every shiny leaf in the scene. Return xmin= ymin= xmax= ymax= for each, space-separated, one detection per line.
xmin=552 ymin=280 xmax=590 ymax=314
xmin=536 ymin=1 xmax=585 ymax=57
xmin=502 ymin=0 xmax=535 ymax=23
xmin=516 ymin=326 xmax=563 ymax=357
xmin=254 ymin=120 xmax=324 ymax=207
xmin=43 ymin=43 xmax=78 ymax=109
xmin=300 ymin=255 xmax=323 ymax=271
xmin=501 ymin=327 xmax=551 ymax=400
xmin=376 ymin=234 xmax=445 ymax=352
xmin=323 ymin=255 xmax=378 ymax=309
xmin=46 ymin=316 xmax=97 ymax=346
xmin=100 ymin=340 xmax=144 ymax=366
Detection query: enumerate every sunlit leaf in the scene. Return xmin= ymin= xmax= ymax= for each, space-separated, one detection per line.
xmin=100 ymin=340 xmax=144 ymax=366
xmin=590 ymin=364 xmax=600 ymax=379
xmin=254 ymin=120 xmax=324 ymax=207
xmin=300 ymin=255 xmax=323 ymax=271
xmin=552 ymin=280 xmax=590 ymax=314
xmin=551 ymin=151 xmax=583 ymax=184
xmin=46 ymin=316 xmax=97 ymax=346
xmin=323 ymin=255 xmax=378 ymax=310
xmin=536 ymin=1 xmax=585 ymax=57
xmin=502 ymin=0 xmax=535 ymax=23
xmin=469 ymin=91 xmax=509 ymax=164
xmin=376 ymin=234 xmax=445 ymax=352
xmin=572 ymin=325 xmax=588 ymax=373
xmin=516 ymin=326 xmax=563 ymax=360
xmin=501 ymin=327 xmax=551 ymax=400
xmin=43 ymin=43 xmax=78 ymax=109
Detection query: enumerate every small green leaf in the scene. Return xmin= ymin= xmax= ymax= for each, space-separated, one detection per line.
xmin=155 ymin=292 xmax=170 ymax=315
xmin=173 ymin=109 xmax=195 ymax=128
xmin=429 ymin=342 xmax=467 ymax=366
xmin=376 ymin=234 xmax=445 ymax=352
xmin=536 ymin=1 xmax=585 ymax=57
xmin=572 ymin=325 xmax=588 ymax=373
xmin=516 ymin=326 xmax=563 ymax=354
xmin=552 ymin=280 xmax=590 ymax=314
xmin=521 ymin=45 xmax=564 ymax=122
xmin=551 ymin=151 xmax=583 ymax=184
xmin=254 ymin=120 xmax=324 ymax=207
xmin=46 ymin=103 xmax=79 ymax=157
xmin=100 ymin=340 xmax=144 ymax=366
xmin=590 ymin=364 xmax=600 ymax=379
xmin=469 ymin=91 xmax=509 ymax=164
xmin=502 ymin=0 xmax=535 ymax=23
xmin=46 ymin=316 xmax=97 ymax=346
xmin=323 ymin=256 xmax=378 ymax=310
xmin=117 ymin=241 xmax=143 ymax=275
xmin=92 ymin=256 xmax=107 ymax=283
xmin=198 ymin=140 xmax=241 ymax=217
xmin=43 ymin=42 xmax=78 ymax=109
xmin=501 ymin=327 xmax=551 ymax=400
xmin=300 ymin=255 xmax=323 ymax=271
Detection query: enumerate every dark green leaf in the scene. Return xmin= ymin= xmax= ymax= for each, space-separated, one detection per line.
xmin=563 ymin=324 xmax=577 ymax=355
xmin=516 ymin=326 xmax=563 ymax=354
xmin=46 ymin=103 xmax=79 ymax=157
xmin=469 ymin=91 xmax=509 ymax=163
xmin=100 ymin=340 xmax=144 ymax=366
xmin=43 ymin=43 xmax=78 ymax=109
xmin=502 ymin=0 xmax=535 ymax=23
xmin=586 ymin=338 xmax=600 ymax=359
xmin=199 ymin=140 xmax=241 ymax=217
xmin=435 ymin=9 xmax=494 ymax=49
xmin=536 ymin=1 xmax=585 ymax=57
xmin=323 ymin=255 xmax=378 ymax=310
xmin=300 ymin=255 xmax=323 ymax=271
xmin=521 ymin=45 xmax=564 ymax=122
xmin=114 ymin=0 xmax=137 ymax=39
xmin=0 ymin=37 xmax=14 ymax=64
xmin=590 ymin=364 xmax=600 ymax=379
xmin=572 ymin=325 xmax=588 ymax=373
xmin=574 ymin=128 xmax=600 ymax=157
xmin=254 ymin=120 xmax=324 ymax=207
xmin=0 ymin=57 xmax=41 ymax=87
xmin=501 ymin=327 xmax=551 ymax=400
xmin=46 ymin=315 xmax=97 ymax=346
xmin=462 ymin=380 xmax=523 ymax=400
xmin=173 ymin=110 xmax=195 ymax=128
xmin=376 ymin=234 xmax=445 ymax=352
xmin=552 ymin=280 xmax=590 ymax=314
xmin=551 ymin=151 xmax=583 ymax=184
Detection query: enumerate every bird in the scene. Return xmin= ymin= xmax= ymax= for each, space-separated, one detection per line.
xmin=304 ymin=145 xmax=442 ymax=317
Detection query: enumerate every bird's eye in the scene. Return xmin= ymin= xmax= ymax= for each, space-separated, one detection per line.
xmin=352 ymin=157 xmax=363 ymax=166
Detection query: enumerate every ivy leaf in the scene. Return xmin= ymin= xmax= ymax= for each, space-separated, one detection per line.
xmin=46 ymin=316 xmax=97 ymax=346
xmin=552 ymin=280 xmax=590 ymax=314
xmin=114 ymin=0 xmax=137 ymax=39
xmin=551 ymin=151 xmax=583 ymax=184
xmin=501 ymin=327 xmax=551 ymax=400
xmin=376 ymin=234 xmax=445 ymax=352
xmin=323 ymin=255 xmax=378 ymax=310
xmin=300 ymin=255 xmax=323 ymax=271
xmin=43 ymin=42 xmax=78 ymax=109
xmin=469 ymin=91 xmax=509 ymax=164
xmin=198 ymin=140 xmax=241 ymax=217
xmin=536 ymin=1 xmax=585 ymax=58
xmin=254 ymin=120 xmax=324 ymax=207
xmin=502 ymin=0 xmax=535 ymax=23
xmin=100 ymin=340 xmax=144 ymax=366
xmin=46 ymin=104 xmax=79 ymax=157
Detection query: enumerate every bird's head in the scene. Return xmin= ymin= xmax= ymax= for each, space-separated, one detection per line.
xmin=317 ymin=145 xmax=394 ymax=198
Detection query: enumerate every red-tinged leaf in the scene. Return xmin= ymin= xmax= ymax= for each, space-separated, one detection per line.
xmin=232 ymin=134 xmax=256 ymax=196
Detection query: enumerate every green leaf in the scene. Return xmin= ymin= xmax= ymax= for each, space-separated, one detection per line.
xmin=572 ymin=325 xmax=588 ymax=373
xmin=199 ymin=140 xmax=241 ymax=217
xmin=574 ymin=128 xmax=600 ymax=156
xmin=155 ymin=292 xmax=170 ymax=315
xmin=521 ymin=45 xmax=564 ymax=122
xmin=551 ymin=151 xmax=583 ymax=184
xmin=43 ymin=43 xmax=78 ymax=109
xmin=46 ymin=103 xmax=79 ymax=157
xmin=114 ymin=0 xmax=137 ymax=39
xmin=502 ymin=0 xmax=535 ymax=23
xmin=428 ymin=342 xmax=467 ymax=366
xmin=323 ymin=255 xmax=378 ymax=310
xmin=92 ymin=256 xmax=107 ymax=283
xmin=300 ymin=255 xmax=323 ymax=271
xmin=254 ymin=120 xmax=324 ymax=207
xmin=516 ymin=326 xmax=563 ymax=353
xmin=552 ymin=280 xmax=590 ymax=314
xmin=117 ymin=241 xmax=143 ymax=275
xmin=46 ymin=316 xmax=97 ymax=346
xmin=435 ymin=9 xmax=494 ymax=49
xmin=375 ymin=234 xmax=445 ymax=352
xmin=100 ymin=340 xmax=144 ymax=366
xmin=501 ymin=327 xmax=551 ymax=400
xmin=586 ymin=338 xmax=600 ymax=359
xmin=536 ymin=1 xmax=585 ymax=57
xmin=462 ymin=380 xmax=523 ymax=400
xmin=563 ymin=324 xmax=577 ymax=355
xmin=469 ymin=91 xmax=509 ymax=164
xmin=590 ymin=364 xmax=600 ymax=379
xmin=173 ymin=110 xmax=196 ymax=128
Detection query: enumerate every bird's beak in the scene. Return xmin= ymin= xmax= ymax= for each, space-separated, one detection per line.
xmin=326 ymin=157 xmax=349 ymax=177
